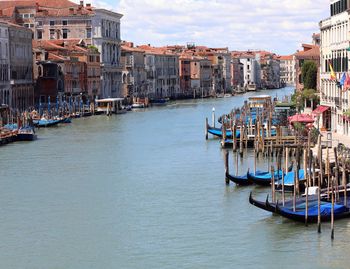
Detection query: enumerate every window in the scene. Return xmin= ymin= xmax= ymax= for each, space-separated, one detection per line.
xmin=50 ymin=29 xmax=55 ymax=39
xmin=50 ymin=21 xmax=55 ymax=26
xmin=37 ymin=30 xmax=42 ymax=39
xmin=30 ymin=14 xmax=34 ymax=18
xmin=37 ymin=21 xmax=43 ymax=26
xmin=23 ymin=14 xmax=29 ymax=18
xmin=63 ymin=29 xmax=68 ymax=39
xmin=86 ymin=28 xmax=91 ymax=38
xmin=63 ymin=20 xmax=68 ymax=26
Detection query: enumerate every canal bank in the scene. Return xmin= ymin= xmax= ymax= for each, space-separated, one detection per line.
xmin=1 ymin=87 xmax=349 ymax=269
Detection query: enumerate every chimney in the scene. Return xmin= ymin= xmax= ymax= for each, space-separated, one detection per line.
xmin=79 ymin=0 xmax=84 ymax=7
xmin=86 ymin=3 xmax=91 ymax=7
xmin=69 ymin=7 xmax=74 ymax=14
xmin=0 ymin=10 xmax=3 ymax=16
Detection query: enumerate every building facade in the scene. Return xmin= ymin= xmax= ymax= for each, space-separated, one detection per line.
xmin=279 ymin=55 xmax=296 ymax=86
xmin=9 ymin=23 xmax=34 ymax=111
xmin=121 ymin=42 xmax=147 ymax=98
xmin=319 ymin=0 xmax=349 ymax=134
xmin=91 ymin=8 xmax=123 ymax=98
xmin=0 ymin=22 xmax=10 ymax=107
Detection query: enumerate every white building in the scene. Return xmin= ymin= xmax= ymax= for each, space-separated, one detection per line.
xmin=319 ymin=0 xmax=349 ymax=134
xmin=240 ymin=56 xmax=261 ymax=89
xmin=92 ymin=9 xmax=123 ymax=98
xmin=279 ymin=55 xmax=296 ymax=86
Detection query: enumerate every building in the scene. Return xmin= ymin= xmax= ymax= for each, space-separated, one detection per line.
xmin=8 ymin=22 xmax=34 ymax=111
xmin=121 ymin=42 xmax=146 ymax=98
xmin=238 ymin=53 xmax=261 ymax=89
xmin=319 ymin=0 xmax=349 ymax=134
xmin=278 ymin=55 xmax=296 ymax=86
xmin=91 ymin=8 xmax=123 ymax=98
xmin=230 ymin=57 xmax=244 ymax=89
xmin=259 ymin=54 xmax=281 ymax=89
xmin=190 ymin=57 xmax=212 ymax=98
xmin=179 ymin=55 xmax=192 ymax=98
xmin=0 ymin=0 xmax=123 ymax=99
xmin=0 ymin=22 xmax=10 ymax=107
xmin=33 ymin=39 xmax=101 ymax=103
xmin=294 ymin=44 xmax=320 ymax=92
xmin=139 ymin=45 xmax=180 ymax=99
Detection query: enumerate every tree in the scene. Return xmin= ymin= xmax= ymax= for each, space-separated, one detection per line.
xmin=301 ymin=61 xmax=317 ymax=90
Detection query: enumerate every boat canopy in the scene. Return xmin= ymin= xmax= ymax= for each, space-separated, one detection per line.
xmin=96 ymin=98 xmax=124 ymax=103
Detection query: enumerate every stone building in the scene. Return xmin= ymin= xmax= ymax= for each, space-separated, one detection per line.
xmin=0 ymin=22 xmax=10 ymax=107
xmin=278 ymin=55 xmax=296 ymax=86
xmin=294 ymin=44 xmax=320 ymax=92
xmin=230 ymin=57 xmax=244 ymax=89
xmin=190 ymin=57 xmax=212 ymax=98
xmin=121 ymin=42 xmax=147 ymax=98
xmin=0 ymin=0 xmax=123 ymax=99
xmin=8 ymin=22 xmax=34 ymax=111
xmin=140 ymin=45 xmax=180 ymax=99
xmin=33 ymin=39 xmax=101 ymax=102
xmin=319 ymin=0 xmax=349 ymax=134
xmin=179 ymin=56 xmax=192 ymax=98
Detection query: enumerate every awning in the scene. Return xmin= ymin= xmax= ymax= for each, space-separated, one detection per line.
xmin=312 ymin=105 xmax=330 ymax=115
xmin=288 ymin=114 xmax=315 ymax=124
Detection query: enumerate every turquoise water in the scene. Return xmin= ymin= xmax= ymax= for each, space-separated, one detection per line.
xmin=1 ymin=87 xmax=350 ymax=269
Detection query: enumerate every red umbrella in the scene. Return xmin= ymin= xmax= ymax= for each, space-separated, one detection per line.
xmin=288 ymin=114 xmax=315 ymax=124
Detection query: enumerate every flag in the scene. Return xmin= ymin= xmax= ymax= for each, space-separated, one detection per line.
xmin=343 ymin=73 xmax=350 ymax=92
xmin=329 ymin=61 xmax=336 ymax=80
xmin=340 ymin=73 xmax=346 ymax=86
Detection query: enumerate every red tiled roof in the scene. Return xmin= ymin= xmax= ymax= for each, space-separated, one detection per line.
xmin=278 ymin=55 xmax=293 ymax=61
xmin=294 ymin=45 xmax=319 ymax=58
xmin=0 ymin=0 xmax=78 ymax=9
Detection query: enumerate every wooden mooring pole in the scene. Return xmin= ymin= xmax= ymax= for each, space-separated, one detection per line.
xmin=225 ymin=150 xmax=229 ymax=185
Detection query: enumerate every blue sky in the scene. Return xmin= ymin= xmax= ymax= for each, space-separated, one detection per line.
xmin=81 ymin=0 xmax=329 ymax=55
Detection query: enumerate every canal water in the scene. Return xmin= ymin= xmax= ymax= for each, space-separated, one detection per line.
xmin=1 ymin=87 xmax=349 ymax=269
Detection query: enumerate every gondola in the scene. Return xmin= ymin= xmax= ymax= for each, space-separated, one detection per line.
xmin=247 ymin=162 xmax=294 ymax=186
xmin=249 ymin=192 xmax=276 ymax=212
xmin=225 ymin=171 xmax=252 ymax=186
xmin=247 ymin=170 xmax=284 ymax=186
xmin=207 ymin=125 xmax=239 ymax=139
xmin=17 ymin=126 xmax=36 ymax=141
xmin=249 ymin=192 xmax=350 ymax=223
xmin=275 ymin=200 xmax=350 ymax=223
xmin=33 ymin=118 xmax=62 ymax=127
xmin=275 ymin=169 xmax=305 ymax=192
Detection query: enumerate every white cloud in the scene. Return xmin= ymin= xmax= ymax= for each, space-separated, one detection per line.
xmin=76 ymin=0 xmax=330 ymax=55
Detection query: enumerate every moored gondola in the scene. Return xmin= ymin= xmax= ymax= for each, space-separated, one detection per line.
xmin=247 ymin=170 xmax=284 ymax=186
xmin=226 ymin=171 xmax=252 ymax=186
xmin=275 ymin=201 xmax=350 ymax=223
xmin=249 ymin=192 xmax=276 ymax=212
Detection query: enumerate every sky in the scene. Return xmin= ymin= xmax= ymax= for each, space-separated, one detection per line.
xmin=76 ymin=0 xmax=330 ymax=55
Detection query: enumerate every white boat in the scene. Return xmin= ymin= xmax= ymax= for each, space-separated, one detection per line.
xmin=246 ymin=83 xmax=257 ymax=91
xmin=132 ymin=103 xmax=145 ymax=109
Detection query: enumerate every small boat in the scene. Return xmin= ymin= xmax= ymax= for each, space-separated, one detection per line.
xmin=275 ymin=200 xmax=350 ymax=223
xmin=132 ymin=103 xmax=145 ymax=109
xmin=17 ymin=126 xmax=36 ymax=141
xmin=275 ymin=169 xmax=305 ymax=192
xmin=249 ymin=192 xmax=350 ymax=223
xmin=207 ymin=125 xmax=239 ymax=139
xmin=249 ymin=192 xmax=276 ymax=212
xmin=33 ymin=118 xmax=61 ymax=127
xmin=247 ymin=170 xmax=284 ymax=186
xmin=226 ymin=169 xmax=267 ymax=186
xmin=226 ymin=171 xmax=251 ymax=186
